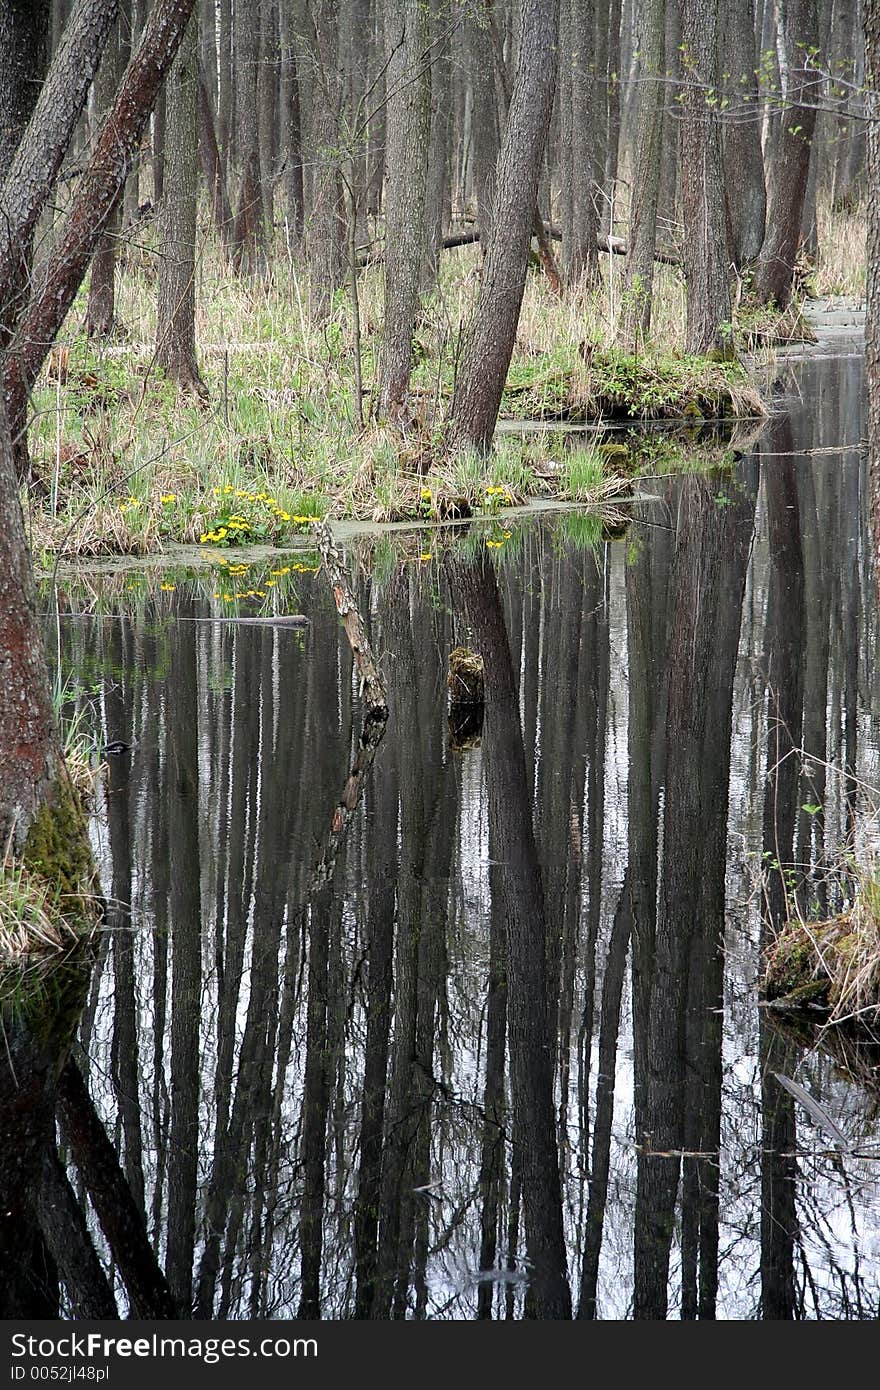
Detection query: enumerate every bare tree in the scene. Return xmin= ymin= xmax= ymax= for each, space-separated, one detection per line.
xmin=156 ymin=8 xmax=206 ymax=393
xmin=450 ymin=0 xmax=559 ymax=453
xmin=620 ymin=0 xmax=666 ymax=344
xmin=753 ymin=0 xmax=819 ymax=307
xmin=380 ymin=0 xmax=430 ymax=419
xmin=680 ymin=0 xmax=731 ymax=355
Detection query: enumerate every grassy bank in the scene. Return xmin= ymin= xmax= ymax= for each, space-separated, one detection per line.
xmin=25 ymin=204 xmax=856 ymax=559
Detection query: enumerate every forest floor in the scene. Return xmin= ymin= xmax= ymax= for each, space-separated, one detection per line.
xmin=23 ymin=202 xmax=865 ymax=560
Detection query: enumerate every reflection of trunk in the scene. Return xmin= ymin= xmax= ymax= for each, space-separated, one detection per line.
xmin=37 ymin=1146 xmax=118 ymax=1319
xmin=165 ymin=606 xmax=203 ymax=1312
xmin=57 ymin=1061 xmax=177 ymax=1318
xmin=477 ymin=849 xmax=508 ymax=1318
xmin=634 ymin=472 xmax=755 ymax=1319
xmin=354 ymin=764 xmax=398 ymax=1317
xmin=759 ymin=427 xmax=806 ymax=1320
xmin=577 ymin=884 xmax=631 ymax=1318
xmin=445 ymin=554 xmax=571 ymax=1319
xmin=297 ymin=889 xmax=333 ymax=1319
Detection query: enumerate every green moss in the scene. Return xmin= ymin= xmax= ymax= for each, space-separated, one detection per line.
xmin=23 ymin=773 xmax=96 ymax=908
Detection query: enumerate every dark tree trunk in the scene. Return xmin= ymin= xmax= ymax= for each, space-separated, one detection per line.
xmin=37 ymin=1147 xmax=119 ymax=1319
xmin=445 ymin=554 xmax=571 ymax=1320
xmin=304 ymin=0 xmax=345 ymax=318
xmin=0 ymin=1 xmax=50 ymax=182
xmin=721 ymin=0 xmax=766 ymax=268
xmin=620 ymin=0 xmax=665 ymax=342
xmin=467 ymin=1 xmax=500 ymax=244
xmin=560 ymin=0 xmax=599 ymax=288
xmin=156 ymin=9 xmax=205 ymax=393
xmin=380 ymin=0 xmax=430 ymax=418
xmin=679 ymin=0 xmax=731 ymax=355
xmin=85 ymin=7 xmax=124 ymax=338
xmin=450 ymin=0 xmax=559 ymax=453
xmin=57 ymin=1061 xmax=178 ymax=1318
xmin=753 ymin=0 xmax=819 ymax=308
xmin=866 ymin=0 xmax=880 ymax=604
xmin=197 ymin=66 xmax=233 ymax=250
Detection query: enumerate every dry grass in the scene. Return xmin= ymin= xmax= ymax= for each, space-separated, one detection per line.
xmin=765 ymin=866 xmax=880 ymax=1029
xmin=0 ymin=855 xmax=81 ymax=963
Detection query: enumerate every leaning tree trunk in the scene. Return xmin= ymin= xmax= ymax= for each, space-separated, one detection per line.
xmin=450 ymin=0 xmax=559 ymax=453
xmin=752 ymin=0 xmax=819 ymax=308
xmin=156 ymin=8 xmax=205 ymax=393
xmin=680 ymin=0 xmax=731 ymax=356
xmin=866 ymin=0 xmax=880 ymax=607
xmin=3 ymin=0 xmax=198 ymax=481
xmin=620 ymin=0 xmax=666 ymax=345
xmin=721 ymin=0 xmax=766 ymax=269
xmin=380 ymin=0 xmax=430 ymax=419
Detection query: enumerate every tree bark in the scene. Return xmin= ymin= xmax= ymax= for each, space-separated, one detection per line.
xmin=156 ymin=9 xmax=205 ymax=393
xmin=680 ymin=0 xmax=732 ymax=355
xmin=450 ymin=0 xmax=559 ymax=453
xmin=752 ymin=0 xmax=819 ymax=307
xmin=620 ymin=0 xmax=665 ymax=344
xmin=380 ymin=0 xmax=430 ymax=419
xmin=85 ymin=6 xmax=124 ymax=338
xmin=560 ymin=0 xmax=600 ymax=288
xmin=866 ymin=0 xmax=880 ymax=606
xmin=3 ymin=0 xmax=198 ymax=480
xmin=231 ymin=0 xmax=265 ymax=273
xmin=721 ymin=0 xmax=766 ymax=268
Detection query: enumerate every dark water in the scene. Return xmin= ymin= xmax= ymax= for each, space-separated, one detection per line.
xmin=12 ymin=353 xmax=880 ymax=1319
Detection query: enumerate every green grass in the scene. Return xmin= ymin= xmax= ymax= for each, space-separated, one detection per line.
xmin=23 ymin=220 xmax=779 ymax=558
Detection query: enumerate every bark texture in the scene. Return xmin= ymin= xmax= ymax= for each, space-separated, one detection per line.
xmin=3 ymin=0 xmax=198 ymax=478
xmin=621 ymin=0 xmax=666 ymax=342
xmin=156 ymin=9 xmax=205 ymax=392
xmin=450 ymin=0 xmax=559 ymax=453
xmin=680 ymin=0 xmax=731 ymax=355
xmin=866 ymin=0 xmax=880 ymax=603
xmin=753 ymin=0 xmax=819 ymax=307
xmin=380 ymin=0 xmax=430 ymax=417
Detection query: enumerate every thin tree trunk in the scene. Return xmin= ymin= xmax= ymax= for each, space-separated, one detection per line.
xmin=3 ymin=0 xmax=198 ymax=480
xmin=620 ymin=0 xmax=665 ymax=344
xmin=156 ymin=9 xmax=205 ymax=393
xmin=380 ymin=0 xmax=430 ymax=419
xmin=721 ymin=0 xmax=766 ymax=268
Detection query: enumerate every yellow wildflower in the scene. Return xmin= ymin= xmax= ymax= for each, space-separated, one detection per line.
xmin=160 ymin=583 xmax=175 ymax=592
xmin=160 ymin=493 xmax=176 ymax=504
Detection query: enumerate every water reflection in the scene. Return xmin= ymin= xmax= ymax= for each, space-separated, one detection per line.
xmin=6 ymin=355 xmax=880 ymax=1319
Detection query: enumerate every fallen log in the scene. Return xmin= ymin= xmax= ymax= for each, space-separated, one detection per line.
xmin=358 ymin=226 xmax=680 ymax=269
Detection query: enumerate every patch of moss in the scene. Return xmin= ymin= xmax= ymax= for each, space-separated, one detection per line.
xmin=23 ymin=771 xmax=96 ymax=911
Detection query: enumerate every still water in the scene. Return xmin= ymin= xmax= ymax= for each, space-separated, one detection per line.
xmin=21 ymin=352 xmax=880 ymax=1318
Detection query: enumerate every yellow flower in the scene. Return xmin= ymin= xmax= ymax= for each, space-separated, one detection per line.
xmin=160 ymin=583 xmax=175 ymax=592
xmin=229 ymin=513 xmax=248 ymax=524
xmin=213 ymin=592 xmax=221 ymax=598
xmin=223 ymin=484 xmax=233 ymax=494
xmin=127 ymin=495 xmax=139 ymax=505
xmin=419 ymin=552 xmax=432 ymax=562
xmin=160 ymin=493 xmax=176 ymax=504
xmin=199 ymin=532 xmax=210 ymax=543
xmin=216 ymin=527 xmax=228 ymax=539
xmin=265 ymin=579 xmax=276 ymax=587
xmin=421 ymin=488 xmax=432 ymax=500
xmin=276 ymin=509 xmax=291 ymax=521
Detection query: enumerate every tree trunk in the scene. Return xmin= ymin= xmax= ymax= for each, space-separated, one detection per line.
xmin=680 ymin=0 xmax=731 ymax=355
xmin=467 ymin=0 xmax=500 ymax=244
xmin=752 ymin=0 xmax=819 ymax=307
xmin=0 ymin=0 xmax=117 ymax=345
xmin=866 ymin=0 xmax=880 ymax=606
xmin=0 ymin=1 xmax=50 ymax=183
xmin=306 ymin=0 xmax=345 ymax=318
xmin=450 ymin=0 xmax=559 ymax=453
xmin=721 ymin=0 xmax=766 ymax=268
xmin=620 ymin=0 xmax=665 ymax=344
xmin=561 ymin=0 xmax=599 ymax=288
xmin=85 ymin=6 xmax=124 ymax=338
xmin=380 ymin=0 xmax=430 ymax=419
xmin=3 ymin=0 xmax=198 ymax=480
xmin=156 ymin=8 xmax=205 ymax=393
xmin=231 ymin=0 xmax=264 ymax=273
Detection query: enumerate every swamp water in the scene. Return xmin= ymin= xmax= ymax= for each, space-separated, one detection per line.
xmin=7 ymin=352 xmax=880 ymax=1319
